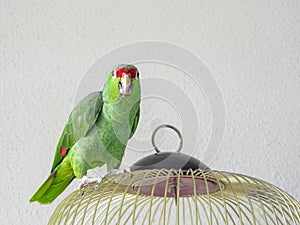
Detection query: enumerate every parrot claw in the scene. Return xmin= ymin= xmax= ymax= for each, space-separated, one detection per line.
xmin=79 ymin=175 xmax=102 ymax=190
xmin=105 ymin=168 xmax=131 ymax=177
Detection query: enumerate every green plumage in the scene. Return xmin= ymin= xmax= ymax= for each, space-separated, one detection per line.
xmin=30 ymin=65 xmax=141 ymax=204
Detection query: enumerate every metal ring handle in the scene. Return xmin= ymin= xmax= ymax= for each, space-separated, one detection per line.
xmin=151 ymin=124 xmax=183 ymax=153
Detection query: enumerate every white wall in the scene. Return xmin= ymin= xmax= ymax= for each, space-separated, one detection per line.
xmin=1 ymin=1 xmax=299 ymax=224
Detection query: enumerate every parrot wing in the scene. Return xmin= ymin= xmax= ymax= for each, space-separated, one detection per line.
xmin=130 ymin=104 xmax=140 ymax=139
xmin=51 ymin=91 xmax=103 ymax=172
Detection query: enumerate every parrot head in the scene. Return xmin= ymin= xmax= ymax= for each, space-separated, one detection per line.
xmin=104 ymin=64 xmax=140 ymax=102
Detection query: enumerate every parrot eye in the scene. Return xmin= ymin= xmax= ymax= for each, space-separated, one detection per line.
xmin=112 ymin=70 xmax=117 ymax=78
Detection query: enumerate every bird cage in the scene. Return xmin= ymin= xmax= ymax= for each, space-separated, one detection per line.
xmin=48 ymin=125 xmax=300 ymax=225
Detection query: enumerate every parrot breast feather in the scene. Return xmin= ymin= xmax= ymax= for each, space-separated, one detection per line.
xmin=51 ymin=91 xmax=103 ymax=172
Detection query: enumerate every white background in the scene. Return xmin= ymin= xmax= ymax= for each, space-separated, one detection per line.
xmin=0 ymin=1 xmax=299 ymax=224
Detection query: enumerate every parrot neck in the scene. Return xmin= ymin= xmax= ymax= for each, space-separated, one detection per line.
xmin=102 ymin=96 xmax=138 ymax=123
xmin=100 ymin=96 xmax=139 ymax=142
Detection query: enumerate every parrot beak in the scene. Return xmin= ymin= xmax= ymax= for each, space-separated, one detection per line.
xmin=120 ymin=73 xmax=132 ymax=96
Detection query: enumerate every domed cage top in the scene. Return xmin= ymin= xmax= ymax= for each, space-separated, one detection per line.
xmin=49 ymin=168 xmax=300 ymax=225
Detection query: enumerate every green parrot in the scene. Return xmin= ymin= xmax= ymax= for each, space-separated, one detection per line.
xmin=30 ymin=64 xmax=141 ymax=204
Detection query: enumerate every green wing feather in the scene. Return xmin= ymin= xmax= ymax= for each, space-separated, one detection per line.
xmin=51 ymin=91 xmax=103 ymax=172
xmin=130 ymin=103 xmax=140 ymax=139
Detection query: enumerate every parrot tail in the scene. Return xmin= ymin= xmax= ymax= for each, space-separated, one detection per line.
xmin=30 ymin=158 xmax=75 ymax=204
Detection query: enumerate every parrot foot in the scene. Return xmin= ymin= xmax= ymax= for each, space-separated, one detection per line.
xmin=105 ymin=168 xmax=131 ymax=177
xmin=79 ymin=175 xmax=102 ymax=190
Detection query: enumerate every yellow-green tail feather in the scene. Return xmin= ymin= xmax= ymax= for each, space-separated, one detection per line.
xmin=30 ymin=160 xmax=74 ymax=204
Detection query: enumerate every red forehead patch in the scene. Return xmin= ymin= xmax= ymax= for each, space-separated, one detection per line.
xmin=115 ymin=68 xmax=137 ymax=78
